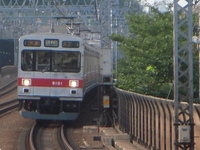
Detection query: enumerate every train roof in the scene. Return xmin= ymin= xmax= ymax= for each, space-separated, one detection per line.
xmin=19 ymin=32 xmax=83 ymax=42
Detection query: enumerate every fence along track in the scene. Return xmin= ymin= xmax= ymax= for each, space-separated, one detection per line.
xmin=115 ymin=88 xmax=200 ymax=150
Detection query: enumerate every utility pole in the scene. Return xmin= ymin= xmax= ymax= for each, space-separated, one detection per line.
xmin=173 ymin=0 xmax=195 ymax=149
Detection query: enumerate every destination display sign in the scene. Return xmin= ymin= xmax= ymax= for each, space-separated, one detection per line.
xmin=62 ymin=41 xmax=79 ymax=48
xmin=24 ymin=40 xmax=41 ymax=47
xmin=44 ymin=39 xmax=59 ymax=47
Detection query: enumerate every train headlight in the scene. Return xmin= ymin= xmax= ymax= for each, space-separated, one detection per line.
xmin=69 ymin=80 xmax=79 ymax=87
xmin=22 ymin=79 xmax=32 ymax=86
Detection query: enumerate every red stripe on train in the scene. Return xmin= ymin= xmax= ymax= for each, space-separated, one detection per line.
xmin=18 ymin=78 xmax=83 ymax=88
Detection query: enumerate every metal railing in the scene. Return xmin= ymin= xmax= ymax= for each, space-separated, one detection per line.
xmin=115 ymin=88 xmax=200 ymax=150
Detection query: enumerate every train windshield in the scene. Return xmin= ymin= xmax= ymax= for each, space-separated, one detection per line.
xmin=21 ymin=50 xmax=81 ymax=72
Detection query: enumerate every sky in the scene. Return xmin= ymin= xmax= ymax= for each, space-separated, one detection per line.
xmin=147 ymin=0 xmax=156 ymax=4
xmin=146 ymin=0 xmax=187 ymax=6
xmin=143 ymin=0 xmax=189 ymax=12
xmin=146 ymin=0 xmax=172 ymax=4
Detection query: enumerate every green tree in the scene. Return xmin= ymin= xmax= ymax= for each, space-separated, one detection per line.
xmin=111 ymin=7 xmax=174 ymax=98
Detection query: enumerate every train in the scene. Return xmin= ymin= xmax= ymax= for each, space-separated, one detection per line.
xmin=17 ymin=31 xmax=112 ymax=120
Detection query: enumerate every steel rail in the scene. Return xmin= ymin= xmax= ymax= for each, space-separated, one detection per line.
xmin=60 ymin=124 xmax=74 ymax=150
xmin=28 ymin=122 xmax=75 ymax=150
xmin=0 ymin=79 xmax=17 ymax=97
xmin=0 ymin=79 xmax=17 ymax=91
xmin=0 ymin=99 xmax=18 ymax=117
xmin=28 ymin=123 xmax=37 ymax=150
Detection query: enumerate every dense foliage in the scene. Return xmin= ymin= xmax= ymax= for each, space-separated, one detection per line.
xmin=111 ymin=7 xmax=174 ymax=98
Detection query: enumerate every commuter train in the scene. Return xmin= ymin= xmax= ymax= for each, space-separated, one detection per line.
xmin=18 ymin=32 xmax=103 ymax=120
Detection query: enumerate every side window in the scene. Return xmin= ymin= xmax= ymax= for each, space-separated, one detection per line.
xmin=21 ymin=51 xmax=33 ymax=71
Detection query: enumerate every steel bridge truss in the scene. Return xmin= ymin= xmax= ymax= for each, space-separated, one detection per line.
xmin=0 ymin=0 xmax=99 ymax=38
xmin=0 ymin=0 xmax=132 ymax=49
xmin=173 ymin=0 xmax=195 ymax=149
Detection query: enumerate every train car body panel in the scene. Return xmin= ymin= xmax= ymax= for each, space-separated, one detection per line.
xmin=100 ymin=48 xmax=113 ymax=84
xmin=18 ymin=77 xmax=83 ymax=98
xmin=18 ymin=32 xmax=101 ymax=120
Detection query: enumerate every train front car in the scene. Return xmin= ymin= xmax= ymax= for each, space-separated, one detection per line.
xmin=18 ymin=33 xmax=99 ymax=120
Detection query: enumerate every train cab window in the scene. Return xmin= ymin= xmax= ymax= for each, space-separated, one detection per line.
xmin=52 ymin=51 xmax=81 ymax=72
xmin=36 ymin=51 xmax=50 ymax=71
xmin=21 ymin=51 xmax=33 ymax=71
xmin=21 ymin=50 xmax=81 ymax=72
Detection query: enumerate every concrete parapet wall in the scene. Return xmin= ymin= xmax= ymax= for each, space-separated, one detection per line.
xmin=0 ymin=65 xmax=17 ymax=77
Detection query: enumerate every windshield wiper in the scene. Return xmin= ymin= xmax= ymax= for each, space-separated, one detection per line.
xmin=42 ymin=64 xmax=50 ymax=72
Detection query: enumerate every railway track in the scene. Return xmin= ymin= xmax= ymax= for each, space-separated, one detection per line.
xmin=28 ymin=122 xmax=75 ymax=150
xmin=0 ymin=78 xmax=17 ymax=97
xmin=21 ymin=87 xmax=108 ymax=150
xmin=0 ymin=78 xmax=18 ymax=117
xmin=0 ymin=99 xmax=18 ymax=117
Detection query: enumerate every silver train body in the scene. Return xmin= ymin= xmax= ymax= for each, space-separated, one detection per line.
xmin=18 ymin=32 xmax=101 ymax=120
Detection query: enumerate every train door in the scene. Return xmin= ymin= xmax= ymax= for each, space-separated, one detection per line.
xmin=50 ymin=51 xmax=69 ymax=97
xmin=33 ymin=50 xmax=51 ymax=96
